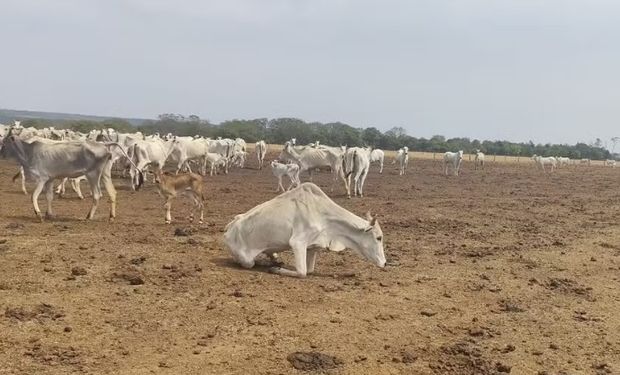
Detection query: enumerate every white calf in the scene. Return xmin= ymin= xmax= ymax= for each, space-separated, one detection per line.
xmin=474 ymin=150 xmax=485 ymax=170
xmin=271 ymin=161 xmax=300 ymax=192
xmin=394 ymin=147 xmax=409 ymax=176
xmin=444 ymin=150 xmax=463 ymax=176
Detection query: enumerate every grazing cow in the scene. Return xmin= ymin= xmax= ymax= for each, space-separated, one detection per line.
xmin=369 ymin=148 xmax=385 ymax=173
xmin=224 ymin=183 xmax=386 ymax=278
xmin=154 ymin=169 xmax=205 ymax=224
xmin=130 ymin=138 xmax=175 ymax=189
xmin=580 ymin=158 xmax=591 ymax=166
xmin=532 ymin=155 xmax=557 ymax=172
xmin=474 ymin=149 xmax=485 ymax=170
xmin=394 ymin=147 xmax=409 ymax=176
xmin=0 ymin=131 xmax=141 ymax=221
xmin=343 ymin=147 xmax=371 ymax=198
xmin=443 ymin=150 xmax=464 ymax=176
xmin=270 ymin=161 xmax=300 ymax=192
xmin=279 ymin=142 xmax=347 ymax=192
xmin=255 ymin=140 xmax=267 ymax=169
xmin=605 ymin=159 xmax=617 ymax=168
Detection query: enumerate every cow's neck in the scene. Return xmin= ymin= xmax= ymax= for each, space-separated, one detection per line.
xmin=323 ymin=205 xmax=368 ymax=250
xmin=9 ymin=139 xmax=32 ymax=167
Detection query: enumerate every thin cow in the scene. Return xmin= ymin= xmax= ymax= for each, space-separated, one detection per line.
xmin=224 ymin=183 xmax=386 ymax=278
xmin=0 ymin=131 xmax=142 ymax=221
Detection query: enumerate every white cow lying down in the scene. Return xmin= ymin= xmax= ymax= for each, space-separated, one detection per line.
xmin=224 ymin=182 xmax=386 ymax=278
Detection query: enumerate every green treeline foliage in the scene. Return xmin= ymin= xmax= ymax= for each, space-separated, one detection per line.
xmin=10 ymin=116 xmax=612 ymax=160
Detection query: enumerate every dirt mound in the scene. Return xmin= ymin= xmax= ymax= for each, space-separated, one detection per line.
xmin=5 ymin=304 xmax=65 ymax=322
xmin=24 ymin=343 xmax=83 ymax=368
xmin=287 ymin=351 xmax=343 ymax=371
xmin=430 ymin=341 xmax=499 ymax=374
xmin=545 ymin=278 xmax=593 ymax=300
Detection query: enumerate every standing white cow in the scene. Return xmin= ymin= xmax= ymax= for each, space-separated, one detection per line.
xmin=169 ymin=137 xmax=209 ymax=174
xmin=369 ymin=148 xmax=384 ymax=173
xmin=474 ymin=149 xmax=485 ymax=170
xmin=343 ymin=147 xmax=371 ymax=198
xmin=279 ymin=142 xmax=347 ymax=192
xmin=532 ymin=155 xmax=557 ymax=172
xmin=255 ymin=140 xmax=267 ymax=170
xmin=555 ymin=157 xmax=570 ymax=168
xmin=224 ymin=183 xmax=386 ymax=278
xmin=443 ymin=150 xmax=464 ymax=176
xmin=605 ymin=159 xmax=616 ymax=168
xmin=394 ymin=147 xmax=409 ymax=176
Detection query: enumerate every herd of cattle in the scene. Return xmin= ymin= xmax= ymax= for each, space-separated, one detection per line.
xmin=0 ymin=120 xmax=616 ymax=277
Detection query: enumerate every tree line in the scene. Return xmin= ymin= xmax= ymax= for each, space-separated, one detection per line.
xmin=13 ymin=116 xmax=614 ymax=160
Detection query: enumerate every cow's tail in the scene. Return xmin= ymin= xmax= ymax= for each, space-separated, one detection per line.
xmin=107 ymin=142 xmax=144 ymax=190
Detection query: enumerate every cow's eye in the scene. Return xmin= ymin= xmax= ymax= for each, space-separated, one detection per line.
xmin=376 ymin=236 xmax=382 ymax=241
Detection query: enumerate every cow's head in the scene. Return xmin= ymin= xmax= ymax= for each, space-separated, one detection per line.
xmin=355 ymin=211 xmax=386 ymax=268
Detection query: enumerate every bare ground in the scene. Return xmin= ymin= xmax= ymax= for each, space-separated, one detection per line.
xmin=0 ymin=154 xmax=619 ymax=375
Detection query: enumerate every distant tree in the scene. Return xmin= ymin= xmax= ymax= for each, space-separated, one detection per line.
xmin=385 ymin=126 xmax=407 ymax=138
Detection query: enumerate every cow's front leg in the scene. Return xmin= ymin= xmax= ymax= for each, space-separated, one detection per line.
xmin=270 ymin=242 xmax=307 ymax=278
xmin=306 ymin=248 xmax=318 ymax=274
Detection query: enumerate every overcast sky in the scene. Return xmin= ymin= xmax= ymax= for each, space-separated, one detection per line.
xmin=1 ymin=0 xmax=619 ymax=145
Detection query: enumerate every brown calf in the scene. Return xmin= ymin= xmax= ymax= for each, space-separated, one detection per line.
xmin=154 ymin=170 xmax=206 ymax=224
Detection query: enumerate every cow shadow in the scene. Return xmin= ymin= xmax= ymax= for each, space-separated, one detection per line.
xmin=7 ymin=215 xmax=86 ymax=223
xmin=210 ymin=255 xmax=332 ymax=278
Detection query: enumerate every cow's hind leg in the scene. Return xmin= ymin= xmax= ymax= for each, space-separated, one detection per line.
xmin=31 ymin=180 xmax=46 ymax=221
xmin=44 ymin=180 xmax=55 ymax=219
xmin=164 ymin=196 xmax=173 ymax=224
xmin=101 ymin=162 xmax=117 ymax=221
xmin=19 ymin=168 xmax=28 ymax=195
xmin=85 ymin=172 xmax=103 ymax=220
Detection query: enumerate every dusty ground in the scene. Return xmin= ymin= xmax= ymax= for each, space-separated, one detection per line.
xmin=0 ymin=152 xmax=619 ymax=375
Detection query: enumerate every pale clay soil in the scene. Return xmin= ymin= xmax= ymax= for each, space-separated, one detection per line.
xmin=0 ymin=152 xmax=619 ymax=375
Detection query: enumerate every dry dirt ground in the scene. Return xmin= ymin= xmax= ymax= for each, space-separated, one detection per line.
xmin=0 ymin=152 xmax=619 ymax=375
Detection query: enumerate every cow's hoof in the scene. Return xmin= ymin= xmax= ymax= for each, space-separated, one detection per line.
xmin=109 ymin=216 xmax=115 ymax=223
xmin=45 ymin=212 xmax=54 ymax=220
xmin=165 ymin=220 xmax=171 ymax=224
